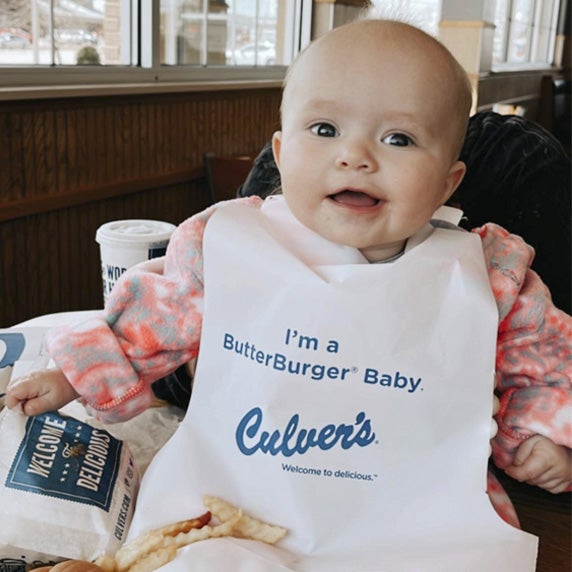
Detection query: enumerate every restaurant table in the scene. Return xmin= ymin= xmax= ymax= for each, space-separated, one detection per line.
xmin=492 ymin=465 xmax=572 ymax=572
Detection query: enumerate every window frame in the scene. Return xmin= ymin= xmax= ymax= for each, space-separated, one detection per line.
xmin=492 ymin=0 xmax=562 ymax=70
xmin=0 ymin=0 xmax=312 ymax=92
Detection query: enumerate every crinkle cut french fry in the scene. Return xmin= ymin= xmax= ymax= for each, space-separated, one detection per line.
xmin=114 ymin=512 xmax=210 ymax=572
xmin=158 ymin=511 xmax=211 ymax=537
xmin=171 ymin=509 xmax=242 ymax=549
xmin=120 ymin=512 xmax=240 ymax=572
xmin=203 ymin=495 xmax=287 ymax=544
xmin=114 ymin=529 xmax=168 ymax=572
xmin=95 ymin=554 xmax=118 ymax=572
xmin=234 ymin=514 xmax=288 ymax=544
xmin=126 ymin=546 xmax=177 ymax=572
xmin=107 ymin=496 xmax=288 ymax=572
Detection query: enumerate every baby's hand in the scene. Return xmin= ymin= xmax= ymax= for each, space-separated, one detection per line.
xmin=5 ymin=368 xmax=79 ymax=417
xmin=505 ymin=435 xmax=572 ymax=493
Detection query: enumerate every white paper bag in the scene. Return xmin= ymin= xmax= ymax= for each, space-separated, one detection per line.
xmin=0 ymin=407 xmax=139 ymax=565
xmin=129 ymin=197 xmax=538 ymax=571
xmin=0 ymin=326 xmax=140 ymax=566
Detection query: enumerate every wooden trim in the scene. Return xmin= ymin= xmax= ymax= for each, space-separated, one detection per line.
xmin=476 ymin=93 xmax=540 ymax=112
xmin=0 ymin=166 xmax=204 ymax=223
xmin=0 ymin=79 xmax=284 ymax=103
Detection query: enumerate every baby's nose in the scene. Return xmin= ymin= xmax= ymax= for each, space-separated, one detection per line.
xmin=335 ymin=142 xmax=376 ymax=171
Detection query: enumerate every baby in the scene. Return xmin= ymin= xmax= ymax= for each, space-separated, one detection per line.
xmin=6 ymin=19 xmax=571 ymax=531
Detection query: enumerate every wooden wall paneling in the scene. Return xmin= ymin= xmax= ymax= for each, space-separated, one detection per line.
xmin=119 ymin=103 xmax=131 ymax=179
xmin=36 ymin=107 xmax=56 ymax=197
xmin=29 ymin=210 xmax=43 ymax=281
xmin=55 ymin=107 xmax=69 ymax=195
xmin=168 ymin=97 xmax=180 ymax=172
xmin=109 ymin=102 xmax=121 ymax=181
xmin=39 ymin=213 xmax=57 ymax=313
xmin=21 ymin=111 xmax=37 ymax=198
xmin=64 ymin=106 xmax=79 ymax=193
xmin=98 ymin=102 xmax=112 ymax=184
xmin=186 ymin=97 xmax=199 ymax=154
xmin=135 ymin=101 xmax=146 ymax=180
xmin=103 ymin=102 xmax=114 ymax=184
xmin=171 ymin=99 xmax=182 ymax=168
xmin=151 ymin=100 xmax=163 ymax=175
xmin=139 ymin=100 xmax=149 ymax=176
xmin=162 ymin=99 xmax=174 ymax=172
xmin=14 ymin=112 xmax=27 ymax=201
xmin=0 ymin=112 xmax=11 ymax=201
xmin=93 ymin=102 xmax=109 ymax=186
xmin=78 ymin=104 xmax=92 ymax=190
xmin=88 ymin=101 xmax=102 ymax=187
xmin=0 ymin=180 xmax=203 ymax=327
xmin=23 ymin=216 xmax=35 ymax=314
xmin=1 ymin=219 xmax=19 ymax=326
xmin=57 ymin=209 xmax=72 ymax=312
xmin=0 ymin=87 xmax=282 ymax=326
xmin=67 ymin=208 xmax=86 ymax=312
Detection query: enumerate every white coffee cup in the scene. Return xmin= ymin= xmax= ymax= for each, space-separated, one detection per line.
xmin=96 ymin=219 xmax=177 ymax=304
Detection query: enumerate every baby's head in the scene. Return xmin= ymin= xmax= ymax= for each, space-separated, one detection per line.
xmin=272 ymin=19 xmax=472 ymax=262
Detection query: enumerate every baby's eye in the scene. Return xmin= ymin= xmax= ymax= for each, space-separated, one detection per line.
xmin=382 ymin=133 xmax=414 ymax=147
xmin=310 ymin=123 xmax=338 ymax=137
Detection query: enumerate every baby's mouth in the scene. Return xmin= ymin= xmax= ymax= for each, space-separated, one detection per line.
xmin=329 ymin=190 xmax=380 ymax=207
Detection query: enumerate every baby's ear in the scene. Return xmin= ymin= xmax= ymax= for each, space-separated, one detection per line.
xmin=271 ymin=131 xmax=283 ymax=169
xmin=442 ymin=160 xmax=466 ymax=204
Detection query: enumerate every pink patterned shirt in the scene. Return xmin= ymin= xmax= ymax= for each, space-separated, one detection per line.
xmin=46 ymin=196 xmax=572 ymax=527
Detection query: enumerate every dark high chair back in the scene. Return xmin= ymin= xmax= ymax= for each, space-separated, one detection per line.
xmin=237 ymin=113 xmax=572 ymax=314
xmin=453 ymin=112 xmax=571 ymax=314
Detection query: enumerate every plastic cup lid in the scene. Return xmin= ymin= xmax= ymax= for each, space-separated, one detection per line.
xmin=96 ymin=219 xmax=177 ymax=248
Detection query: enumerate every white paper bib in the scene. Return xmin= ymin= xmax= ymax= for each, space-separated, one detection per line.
xmin=130 ymin=197 xmax=538 ymax=571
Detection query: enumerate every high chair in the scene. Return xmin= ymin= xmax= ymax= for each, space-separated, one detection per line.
xmin=537 ymin=75 xmax=571 ymax=154
xmin=236 ymin=115 xmax=571 ymax=315
xmin=203 ymin=152 xmax=254 ymax=204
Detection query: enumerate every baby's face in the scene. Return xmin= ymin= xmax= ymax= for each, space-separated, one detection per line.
xmin=273 ymin=22 xmax=467 ymax=262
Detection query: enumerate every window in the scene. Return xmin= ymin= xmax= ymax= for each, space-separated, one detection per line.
xmin=492 ymin=0 xmax=561 ymax=67
xmin=369 ymin=0 xmax=441 ymax=36
xmin=161 ymin=1 xmax=285 ymax=67
xmin=0 ymin=0 xmax=114 ymax=66
xmin=0 ymin=0 xmax=309 ymax=86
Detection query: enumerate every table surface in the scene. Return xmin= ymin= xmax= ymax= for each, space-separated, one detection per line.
xmin=492 ymin=466 xmax=572 ymax=572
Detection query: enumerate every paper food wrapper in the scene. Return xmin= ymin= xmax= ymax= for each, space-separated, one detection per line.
xmin=0 ymin=407 xmax=139 ymax=565
xmin=0 ymin=326 xmax=146 ymax=568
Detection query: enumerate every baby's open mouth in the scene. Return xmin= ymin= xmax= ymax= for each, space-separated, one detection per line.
xmin=330 ymin=190 xmax=380 ymax=207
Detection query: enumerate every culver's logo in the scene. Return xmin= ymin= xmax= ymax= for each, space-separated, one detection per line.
xmin=235 ymin=407 xmax=376 ymax=457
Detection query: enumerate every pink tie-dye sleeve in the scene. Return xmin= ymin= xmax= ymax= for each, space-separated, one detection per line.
xmin=475 ymin=223 xmax=572 ymax=470
xmin=46 ymin=196 xmax=263 ymax=422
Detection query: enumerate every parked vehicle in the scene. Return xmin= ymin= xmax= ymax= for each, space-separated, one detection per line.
xmin=0 ymin=31 xmax=31 ymax=49
xmin=56 ymin=29 xmax=98 ymax=45
xmin=227 ymin=42 xmax=276 ymax=65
